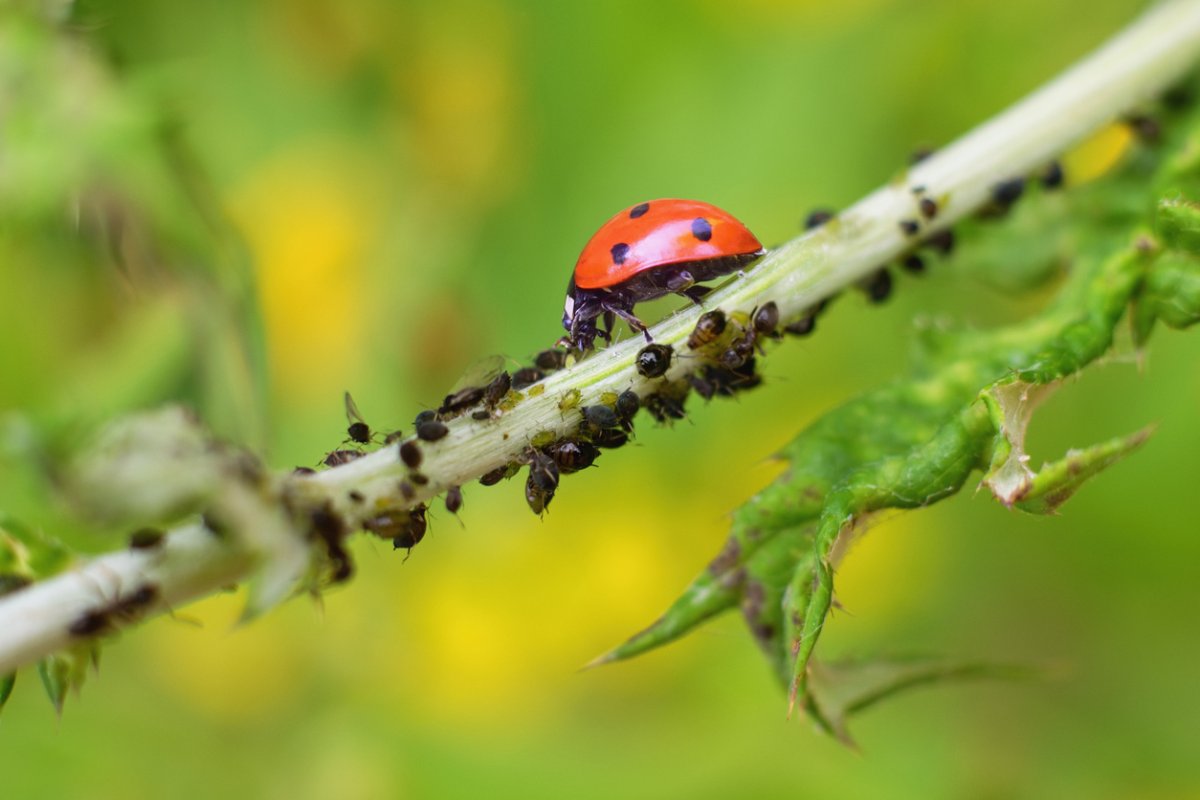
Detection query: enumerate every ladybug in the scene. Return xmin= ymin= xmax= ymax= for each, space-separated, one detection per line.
xmin=562 ymin=199 xmax=764 ymax=351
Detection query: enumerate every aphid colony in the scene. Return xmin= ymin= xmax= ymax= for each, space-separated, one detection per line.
xmin=306 ymin=158 xmax=1066 ymax=579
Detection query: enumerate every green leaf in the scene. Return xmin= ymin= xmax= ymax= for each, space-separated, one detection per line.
xmin=0 ymin=672 xmax=14 ymax=712
xmin=806 ymin=657 xmax=1046 ymax=747
xmin=37 ymin=655 xmax=71 ymax=715
xmin=602 ymin=86 xmax=1200 ymax=740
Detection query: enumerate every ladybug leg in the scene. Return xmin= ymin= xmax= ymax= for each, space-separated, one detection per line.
xmin=679 ymin=285 xmax=712 ymax=306
xmin=664 ymin=270 xmax=696 ymax=293
xmin=605 ymin=302 xmax=651 ymax=341
xmin=601 ymin=311 xmax=616 ymax=343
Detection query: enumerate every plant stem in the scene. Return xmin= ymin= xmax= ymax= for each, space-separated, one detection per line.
xmin=2 ymin=0 xmax=1200 ymax=677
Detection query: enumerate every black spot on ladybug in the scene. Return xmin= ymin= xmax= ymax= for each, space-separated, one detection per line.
xmin=611 ymin=243 xmax=630 ymax=265
xmin=691 ymin=218 xmax=713 ymax=242
xmin=899 ymin=219 xmax=920 ymax=237
xmin=629 ymin=202 xmax=650 ymax=219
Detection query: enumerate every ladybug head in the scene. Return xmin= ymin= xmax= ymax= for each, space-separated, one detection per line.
xmin=562 ymin=277 xmax=578 ymax=331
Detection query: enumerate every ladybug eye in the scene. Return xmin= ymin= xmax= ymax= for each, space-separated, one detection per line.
xmin=691 ymin=218 xmax=713 ymax=241
xmin=610 ymin=243 xmax=631 ymax=265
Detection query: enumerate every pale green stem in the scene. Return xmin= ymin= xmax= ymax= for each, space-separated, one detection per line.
xmin=2 ymin=0 xmax=1200 ymax=676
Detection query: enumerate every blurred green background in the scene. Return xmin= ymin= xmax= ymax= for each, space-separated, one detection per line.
xmin=3 ymin=0 xmax=1200 ymax=797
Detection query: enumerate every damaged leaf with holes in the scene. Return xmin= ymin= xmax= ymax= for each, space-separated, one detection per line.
xmin=596 ymin=83 xmax=1200 ymax=741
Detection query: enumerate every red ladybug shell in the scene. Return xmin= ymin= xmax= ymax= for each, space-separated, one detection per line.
xmin=573 ymin=199 xmax=763 ymax=290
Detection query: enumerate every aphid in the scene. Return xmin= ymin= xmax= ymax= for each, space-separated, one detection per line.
xmin=483 ymin=371 xmax=512 ymax=411
xmin=512 ymin=367 xmax=545 ymax=390
xmin=581 ymin=404 xmax=621 ymax=430
xmin=399 ymin=481 xmax=415 ymax=500
xmin=1125 ymin=113 xmax=1161 ymax=143
xmin=720 ymin=324 xmax=757 ymax=368
xmin=393 ymin=506 xmax=428 ymax=555
xmin=472 ymin=410 xmax=490 ymax=421
xmin=687 ymin=310 xmax=727 ymax=350
xmin=545 ymin=440 xmax=600 ymax=473
xmin=438 ymin=386 xmax=485 ymax=419
xmin=528 ymin=448 xmax=560 ymax=491
xmin=525 ymin=449 xmax=560 ymax=516
xmin=589 ymin=427 xmax=630 ymax=449
xmin=323 ymin=449 xmax=362 ymax=468
xmin=615 ymin=389 xmax=640 ymax=424
xmin=410 ymin=473 xmax=430 ymax=486
xmin=636 ymin=344 xmax=673 ymax=378
xmin=348 ymin=490 xmax=365 ymax=503
xmin=293 ymin=466 xmax=317 ymax=476
xmin=479 ymin=464 xmax=512 ymax=486
xmin=918 ymin=196 xmax=938 ymax=221
xmin=687 ymin=372 xmax=716 ymax=401
xmin=910 ymin=147 xmax=934 ymax=164
xmin=344 ymin=391 xmax=372 ymax=444
xmin=399 ymin=440 xmax=423 ymax=469
xmin=864 ymin=269 xmax=893 ymax=303
xmin=804 ymin=208 xmax=835 ymax=230
xmin=924 ymin=228 xmax=955 ymax=256
xmin=783 ymin=315 xmax=817 ymax=337
xmin=901 ymin=254 xmax=926 ymax=274
xmin=201 ymin=510 xmax=231 ymax=539
xmin=414 ymin=409 xmax=437 ymax=427
xmin=752 ymin=302 xmax=780 ymax=339
xmin=534 ymin=349 xmax=569 ymax=371
xmin=559 ymin=387 xmax=582 ymax=413
xmin=562 ymin=199 xmax=765 ymax=351
xmin=983 ymin=178 xmax=1025 ymax=217
xmin=69 ymin=584 xmax=160 ymax=638
xmin=416 ymin=420 xmax=449 ymax=442
xmin=899 ymin=219 xmax=920 ymax=237
xmin=644 ymin=392 xmax=687 ymax=424
xmin=445 ymin=485 xmax=463 ymax=515
xmin=1041 ymin=161 xmax=1064 ymax=190
xmin=69 ymin=610 xmax=112 ymax=638
xmin=0 ymin=574 xmax=31 ymax=597
xmin=128 ymin=528 xmax=165 ymax=551
xmin=310 ymin=505 xmax=352 ymax=583
xmin=701 ymin=358 xmax=762 ymax=396
xmin=525 ymin=476 xmax=552 ymax=516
